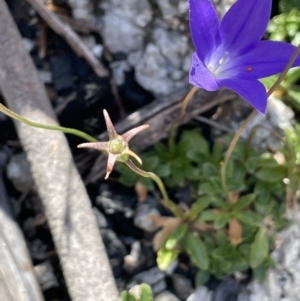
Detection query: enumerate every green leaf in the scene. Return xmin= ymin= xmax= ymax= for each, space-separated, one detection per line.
xmin=250 ymin=227 xmax=269 ymax=268
xmin=199 ymin=209 xmax=217 ymax=221
xmin=202 ymin=162 xmax=218 ymax=177
xmin=254 ymin=166 xmax=286 ymax=183
xmin=226 ymin=177 xmax=247 ymax=192
xmin=214 ymin=212 xmax=231 ymax=229
xmin=239 ymin=244 xmax=251 ymax=258
xmin=233 ymin=193 xmax=256 ymax=211
xmin=211 ymin=246 xmax=229 ymax=259
xmin=120 ymin=291 xmax=137 ymax=301
xmin=195 ymin=270 xmax=210 ymax=287
xmin=140 ymin=284 xmax=153 ymax=301
xmin=198 ymin=177 xmax=223 ymax=195
xmin=180 ymin=131 xmax=209 ymax=155
xmin=165 ymin=224 xmax=188 ymax=250
xmin=254 ymin=195 xmax=275 ymax=216
xmin=154 ymin=163 xmax=171 ymax=178
xmin=245 ymin=154 xmax=279 ymax=174
xmin=215 ymin=231 xmax=229 ymax=246
xmin=253 ymin=265 xmax=268 ymax=283
xmin=185 ymin=232 xmax=209 ymax=270
xmin=287 ymin=86 xmax=300 ymax=111
xmin=157 ymin=247 xmax=179 ymax=271
xmin=154 ymin=142 xmax=169 ymax=158
xmin=211 ymin=140 xmax=223 ymax=164
xmin=235 ymin=211 xmax=262 ymax=227
xmin=279 ymin=1 xmax=300 ymax=13
xmin=189 ymin=196 xmax=211 ymax=220
xmin=198 ymin=182 xmax=215 ymax=195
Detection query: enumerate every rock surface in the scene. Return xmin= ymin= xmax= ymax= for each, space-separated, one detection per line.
xmin=238 ymin=213 xmax=300 ymax=301
xmin=6 ymin=152 xmax=34 ymax=192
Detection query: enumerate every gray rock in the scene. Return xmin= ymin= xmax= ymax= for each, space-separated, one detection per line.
xmin=110 ymin=60 xmax=131 ymax=86
xmin=93 ymin=208 xmax=108 ymax=229
xmin=100 ymin=228 xmax=127 ymax=275
xmin=213 ymin=276 xmax=241 ymax=301
xmin=238 ymin=96 xmax=294 ymax=150
xmin=123 ymin=241 xmax=143 ymax=274
xmin=38 ymin=70 xmax=52 ymax=84
xmin=135 ymin=19 xmax=191 ymax=96
xmin=135 ymin=43 xmax=174 ymax=95
xmin=238 ymin=220 xmax=300 ymax=301
xmin=68 ymin=0 xmax=93 ymax=21
xmin=81 ymin=35 xmax=103 ymax=58
xmin=156 ymin=0 xmax=188 ymax=27
xmin=153 ymin=25 xmax=189 ymax=69
xmin=6 ymin=153 xmax=34 ymax=193
xmin=134 ymin=202 xmax=161 ymax=232
xmin=34 ymin=261 xmax=59 ymax=291
xmin=23 ymin=37 xmax=35 ymax=52
xmin=100 ymin=0 xmax=152 ymax=54
xmin=155 ymin=291 xmax=181 ymax=301
xmin=171 ymin=274 xmax=193 ymax=300
xmin=128 ymin=267 xmax=166 ymax=295
xmin=187 ymin=286 xmax=213 ymax=301
xmin=96 ymin=189 xmax=135 ymax=218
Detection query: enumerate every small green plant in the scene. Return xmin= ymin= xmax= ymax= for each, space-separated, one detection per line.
xmin=117 ymin=130 xmax=207 ymax=188
xmin=264 ymin=8 xmax=300 ymax=110
xmin=279 ymin=0 xmax=300 ymax=14
xmin=119 ymin=129 xmax=298 ymax=283
xmin=283 ymin=125 xmax=300 ymax=205
xmin=120 ymin=284 xmax=153 ymax=301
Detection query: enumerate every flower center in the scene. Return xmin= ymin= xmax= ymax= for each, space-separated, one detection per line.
xmin=207 ymin=51 xmax=230 ymax=77
xmin=109 ymin=137 xmax=125 ymax=154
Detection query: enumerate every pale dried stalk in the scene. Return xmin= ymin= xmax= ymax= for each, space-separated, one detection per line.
xmin=0 ymin=2 xmax=118 ymax=300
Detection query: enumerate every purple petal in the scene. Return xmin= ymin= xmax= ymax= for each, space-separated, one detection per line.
xmin=189 ymin=52 xmax=221 ymax=91
xmin=220 ymin=41 xmax=300 ymax=80
xmin=189 ymin=0 xmax=220 ymax=62
xmin=218 ymin=77 xmax=267 ymax=114
xmin=220 ymin=0 xmax=272 ymax=55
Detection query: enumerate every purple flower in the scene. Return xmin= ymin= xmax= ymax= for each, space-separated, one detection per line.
xmin=189 ymin=0 xmax=300 ymax=114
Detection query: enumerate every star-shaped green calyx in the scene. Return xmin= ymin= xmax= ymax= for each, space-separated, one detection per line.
xmin=77 ymin=109 xmax=149 ymax=179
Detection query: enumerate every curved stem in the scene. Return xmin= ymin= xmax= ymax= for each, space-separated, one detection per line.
xmin=0 ymin=103 xmax=97 ymax=142
xmin=221 ymin=43 xmax=300 ymax=201
xmin=125 ymin=159 xmax=183 ymax=217
xmin=221 ymin=110 xmax=257 ymax=199
xmin=168 ymin=86 xmax=198 ymax=153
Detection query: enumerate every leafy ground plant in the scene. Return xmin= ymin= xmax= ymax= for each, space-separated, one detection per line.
xmin=264 ymin=8 xmax=300 ymax=110
xmin=118 ymin=129 xmax=299 ymax=283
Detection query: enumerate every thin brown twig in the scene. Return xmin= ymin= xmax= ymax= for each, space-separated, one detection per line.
xmin=26 ymin=0 xmax=109 ymax=77
xmin=193 ymin=115 xmax=233 ymax=133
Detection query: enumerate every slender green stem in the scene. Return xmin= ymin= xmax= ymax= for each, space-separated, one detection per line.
xmin=221 ymin=110 xmax=257 ymax=200
xmin=168 ymin=86 xmax=198 ymax=153
xmin=220 ymin=43 xmax=300 ymax=201
xmin=126 ymin=159 xmax=183 ymax=217
xmin=0 ymin=103 xmax=97 ymax=142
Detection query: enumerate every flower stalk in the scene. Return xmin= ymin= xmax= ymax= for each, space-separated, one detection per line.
xmin=168 ymin=86 xmax=198 ymax=153
xmin=0 ymin=103 xmax=97 ymax=143
xmin=125 ymin=160 xmax=183 ymax=217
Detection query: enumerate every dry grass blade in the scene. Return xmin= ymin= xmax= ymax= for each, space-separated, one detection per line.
xmin=152 ymin=218 xmax=182 ymax=251
xmin=228 ymin=218 xmax=243 ymax=245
